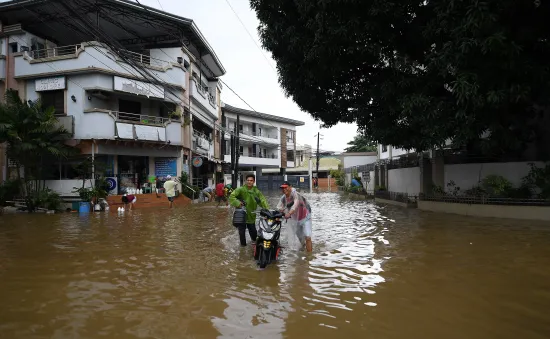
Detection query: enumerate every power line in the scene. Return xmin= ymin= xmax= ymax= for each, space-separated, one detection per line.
xmin=222 ymin=0 xmax=277 ymax=74
xmin=16 ymin=1 xmax=333 ymax=158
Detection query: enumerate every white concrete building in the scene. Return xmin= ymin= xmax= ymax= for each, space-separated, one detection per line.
xmin=0 ymin=0 xmax=226 ymax=194
xmin=221 ymin=103 xmax=304 ymax=177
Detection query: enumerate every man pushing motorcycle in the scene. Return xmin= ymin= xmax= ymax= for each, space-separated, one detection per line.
xmin=277 ymin=181 xmax=313 ymax=252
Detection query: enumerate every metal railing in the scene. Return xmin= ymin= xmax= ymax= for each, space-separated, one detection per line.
xmin=3 ymin=24 xmax=22 ymax=33
xmin=30 ymin=44 xmax=80 ymax=59
xmin=119 ymin=50 xmax=172 ymax=68
xmin=375 ymin=190 xmax=418 ymax=203
xmin=26 ymin=43 xmax=173 ymax=69
xmin=227 ymin=128 xmax=279 ymax=140
xmin=419 ymin=194 xmax=550 ymax=206
xmin=112 ymin=111 xmax=171 ymax=125
xmin=228 ymin=152 xmax=278 ymax=159
xmin=191 ymin=79 xmax=217 ymax=107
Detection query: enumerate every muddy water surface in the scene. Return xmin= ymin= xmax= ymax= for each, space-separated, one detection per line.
xmin=1 ymin=192 xmax=549 ymax=338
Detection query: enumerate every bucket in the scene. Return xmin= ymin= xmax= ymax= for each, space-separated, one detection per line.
xmin=232 ymin=208 xmax=247 ymax=227
xmin=78 ymin=202 xmax=90 ymax=213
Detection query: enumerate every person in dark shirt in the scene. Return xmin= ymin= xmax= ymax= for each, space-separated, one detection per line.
xmin=121 ymin=193 xmax=136 ymax=210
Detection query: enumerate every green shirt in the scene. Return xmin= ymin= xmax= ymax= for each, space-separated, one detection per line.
xmin=229 ymin=185 xmax=270 ymax=224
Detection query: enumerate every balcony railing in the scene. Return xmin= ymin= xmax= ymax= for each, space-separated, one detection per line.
xmin=228 ymin=128 xmax=278 ymax=140
xmin=25 ymin=43 xmax=172 ymax=69
xmin=228 ymin=152 xmax=278 ymax=159
xmin=193 ymin=79 xmax=216 ymax=108
xmin=112 ymin=111 xmax=172 ymax=125
xmin=119 ymin=50 xmax=172 ymax=68
xmin=30 ymin=44 xmax=81 ymax=59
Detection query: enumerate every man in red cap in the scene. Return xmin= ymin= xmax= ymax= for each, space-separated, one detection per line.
xmin=277 ymin=181 xmax=313 ymax=252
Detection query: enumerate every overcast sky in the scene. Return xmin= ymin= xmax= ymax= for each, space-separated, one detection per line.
xmin=136 ymin=0 xmax=359 ymax=152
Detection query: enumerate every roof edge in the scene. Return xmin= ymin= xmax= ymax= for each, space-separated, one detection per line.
xmin=222 ymin=103 xmax=306 ymax=126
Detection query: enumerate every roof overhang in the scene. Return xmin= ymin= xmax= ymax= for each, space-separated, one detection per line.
xmin=222 ymin=103 xmax=305 ymax=127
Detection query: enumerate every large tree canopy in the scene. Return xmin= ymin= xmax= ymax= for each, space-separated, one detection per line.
xmin=344 ymin=134 xmax=377 ymax=153
xmin=250 ymin=0 xmax=550 ymax=152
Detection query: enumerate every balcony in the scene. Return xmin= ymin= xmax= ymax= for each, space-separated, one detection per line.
xmin=224 ymin=128 xmax=279 ymax=146
xmin=80 ymin=109 xmax=182 ymax=145
xmin=189 ymin=79 xmax=218 ymax=120
xmin=193 ymin=130 xmax=214 ymax=158
xmin=224 ymin=152 xmax=280 ymax=167
xmin=14 ymin=42 xmax=186 ymax=90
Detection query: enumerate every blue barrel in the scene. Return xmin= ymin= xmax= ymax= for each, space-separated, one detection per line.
xmin=78 ymin=202 xmax=90 ymax=213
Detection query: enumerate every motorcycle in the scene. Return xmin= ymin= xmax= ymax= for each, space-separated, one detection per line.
xmin=254 ymin=208 xmax=284 ymax=269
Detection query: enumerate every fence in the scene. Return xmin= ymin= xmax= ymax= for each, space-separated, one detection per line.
xmin=419 ymin=194 xmax=550 ymax=206
xmin=375 ymin=190 xmax=418 ymax=203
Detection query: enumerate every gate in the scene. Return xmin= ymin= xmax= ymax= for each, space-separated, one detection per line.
xmin=256 ymin=175 xmax=285 ymax=191
xmin=287 ymin=175 xmax=310 ymax=189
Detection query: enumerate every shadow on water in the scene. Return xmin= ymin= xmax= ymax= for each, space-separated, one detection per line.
xmin=1 ymin=192 xmax=550 ymax=338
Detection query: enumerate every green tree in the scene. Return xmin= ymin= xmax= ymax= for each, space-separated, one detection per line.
xmin=344 ymin=134 xmax=377 ymax=152
xmin=250 ymin=0 xmax=550 ymax=153
xmin=0 ymin=90 xmax=74 ymax=211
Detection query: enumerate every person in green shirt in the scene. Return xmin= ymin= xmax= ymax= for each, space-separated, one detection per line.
xmin=229 ymin=173 xmax=270 ymax=246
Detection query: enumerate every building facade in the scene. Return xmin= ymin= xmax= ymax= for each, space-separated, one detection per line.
xmin=0 ymin=0 xmax=226 ymax=194
xmin=220 ymin=103 xmax=304 ymax=186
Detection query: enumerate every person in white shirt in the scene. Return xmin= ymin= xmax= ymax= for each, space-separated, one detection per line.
xmin=163 ymin=175 xmax=178 ymax=208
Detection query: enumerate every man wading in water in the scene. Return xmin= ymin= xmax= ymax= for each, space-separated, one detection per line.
xmin=277 ymin=181 xmax=313 ymax=252
xmin=229 ymin=174 xmax=269 ymax=247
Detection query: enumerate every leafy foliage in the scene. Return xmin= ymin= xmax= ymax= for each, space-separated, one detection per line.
xmin=250 ymin=0 xmax=550 ymax=152
xmin=344 ymin=134 xmax=377 ymax=152
xmin=0 ymin=90 xmax=75 ymax=211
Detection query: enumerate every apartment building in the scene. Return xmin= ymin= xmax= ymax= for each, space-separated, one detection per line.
xmin=0 ymin=0 xmax=225 ymax=193
xmin=220 ymin=104 xmax=304 ymax=183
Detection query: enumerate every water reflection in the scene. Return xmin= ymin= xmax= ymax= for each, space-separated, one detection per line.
xmin=1 ymin=192 xmax=550 ymax=338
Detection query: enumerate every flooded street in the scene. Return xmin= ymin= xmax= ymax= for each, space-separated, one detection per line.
xmin=1 ymin=192 xmax=550 ymax=339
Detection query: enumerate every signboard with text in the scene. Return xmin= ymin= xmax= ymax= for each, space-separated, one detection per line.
xmin=114 ymin=76 xmax=165 ymax=99
xmin=154 ymin=157 xmax=177 ymax=178
xmin=35 ymin=76 xmax=66 ymax=91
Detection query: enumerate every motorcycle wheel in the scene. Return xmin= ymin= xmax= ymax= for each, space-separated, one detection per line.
xmin=259 ymin=248 xmax=268 ymax=269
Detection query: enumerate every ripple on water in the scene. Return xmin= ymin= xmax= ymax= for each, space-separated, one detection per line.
xmin=1 ymin=192 xmax=550 ymax=339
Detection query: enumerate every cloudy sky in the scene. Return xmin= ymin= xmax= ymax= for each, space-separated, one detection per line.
xmin=137 ymin=0 xmax=359 ymax=152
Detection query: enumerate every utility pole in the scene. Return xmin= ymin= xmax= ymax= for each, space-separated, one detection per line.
xmin=235 ymin=115 xmax=240 ymax=187
xmin=230 ymin=133 xmax=235 ymax=187
xmin=315 ymin=131 xmax=323 ymax=185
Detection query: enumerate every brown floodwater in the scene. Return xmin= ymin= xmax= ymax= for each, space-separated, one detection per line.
xmin=1 ymin=192 xmax=550 ymax=339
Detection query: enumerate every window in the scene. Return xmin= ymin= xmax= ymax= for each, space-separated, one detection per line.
xmin=239 ymin=146 xmax=243 ymax=155
xmin=382 ymin=145 xmax=388 ymax=152
xmin=41 ymin=90 xmax=64 ymax=115
xmin=9 ymin=42 xmax=18 ymax=53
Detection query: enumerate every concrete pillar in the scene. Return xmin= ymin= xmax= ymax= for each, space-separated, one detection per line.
xmin=432 ymin=150 xmax=445 ymax=190
xmin=148 ymin=156 xmax=155 ymax=176
xmin=255 ymin=166 xmax=262 ymax=180
xmin=419 ymin=154 xmax=432 ymax=195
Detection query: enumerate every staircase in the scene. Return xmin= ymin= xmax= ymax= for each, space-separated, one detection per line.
xmin=106 ymin=193 xmax=191 ymax=209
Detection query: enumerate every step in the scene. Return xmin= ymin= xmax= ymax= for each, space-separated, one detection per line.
xmin=106 ymin=193 xmax=191 ymax=209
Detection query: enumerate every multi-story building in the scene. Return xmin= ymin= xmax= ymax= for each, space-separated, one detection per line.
xmin=220 ymin=103 xmax=304 ymax=185
xmin=0 ymin=0 xmax=225 ymax=193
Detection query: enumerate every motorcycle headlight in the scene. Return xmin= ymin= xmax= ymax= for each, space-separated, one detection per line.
xmin=263 ymin=232 xmax=274 ymax=240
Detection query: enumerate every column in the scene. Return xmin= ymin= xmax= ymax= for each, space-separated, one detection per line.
xmin=431 ymin=149 xmax=445 ymax=190
xmin=419 ymin=153 xmax=432 ymax=195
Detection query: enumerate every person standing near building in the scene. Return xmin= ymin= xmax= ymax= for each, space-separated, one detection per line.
xmin=229 ymin=174 xmax=270 ymax=247
xmin=163 ymin=175 xmax=178 ymax=208
xmin=215 ymin=179 xmax=228 ymax=207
